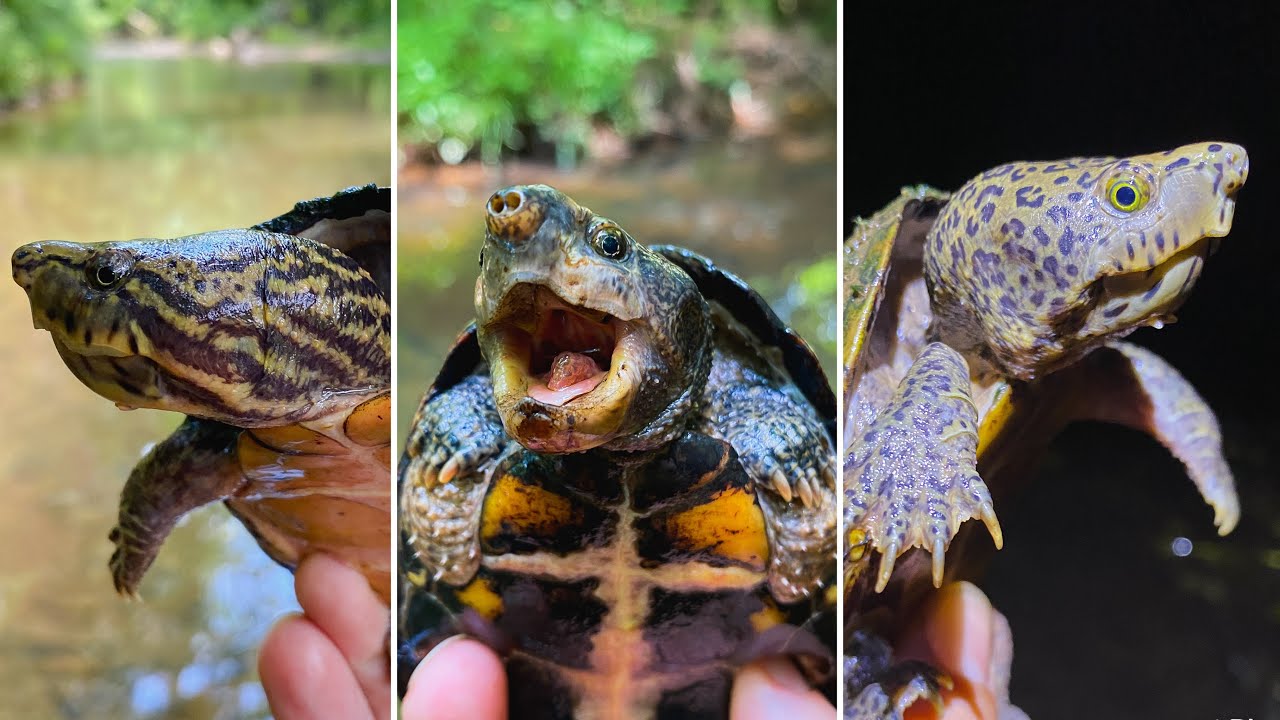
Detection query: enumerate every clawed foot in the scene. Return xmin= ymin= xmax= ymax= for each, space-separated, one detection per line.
xmin=845 ymin=343 xmax=1003 ymax=592
xmin=845 ymin=630 xmax=951 ymax=720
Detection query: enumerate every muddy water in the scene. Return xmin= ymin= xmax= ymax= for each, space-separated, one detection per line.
xmin=396 ymin=126 xmax=838 ymax=439
xmin=0 ymin=58 xmax=389 ymax=718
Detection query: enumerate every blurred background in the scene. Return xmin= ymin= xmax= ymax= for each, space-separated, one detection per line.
xmin=848 ymin=2 xmax=1280 ymax=717
xmin=396 ymin=0 xmax=838 ymax=439
xmin=0 ymin=2 xmax=389 ymax=718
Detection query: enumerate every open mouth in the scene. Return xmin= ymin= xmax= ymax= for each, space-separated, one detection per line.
xmin=493 ymin=285 xmax=630 ymax=408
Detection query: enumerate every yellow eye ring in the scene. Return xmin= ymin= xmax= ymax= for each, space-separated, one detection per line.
xmin=1107 ymin=178 xmax=1146 ymax=212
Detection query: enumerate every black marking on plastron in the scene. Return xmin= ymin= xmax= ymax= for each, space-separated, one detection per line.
xmin=643 ymin=587 xmax=765 ymax=671
xmin=481 ymin=570 xmax=606 ymax=670
xmin=654 ymin=671 xmax=733 ymax=720
xmin=506 ymin=655 xmax=578 ymax=720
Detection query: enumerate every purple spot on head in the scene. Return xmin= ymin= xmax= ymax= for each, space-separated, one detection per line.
xmin=1015 ymin=186 xmax=1045 ymax=208
xmin=1126 ymin=240 xmax=1135 ymax=259
xmin=1029 ymin=289 xmax=1045 ymax=307
xmin=1172 ymin=231 xmax=1180 ymax=249
xmin=1008 ymin=218 xmax=1026 ymax=237
xmin=1054 ymin=175 xmax=1070 ymax=185
xmin=974 ymin=184 xmax=1005 ymax=208
xmin=1165 ymin=157 xmax=1191 ymax=171
xmin=980 ymin=203 xmax=996 ymax=223
xmin=1155 ymin=232 xmax=1165 ymax=251
xmin=1213 ymin=163 xmax=1224 ymax=193
xmin=982 ymin=164 xmax=1015 ymax=180
xmin=1208 ymin=143 xmax=1223 ymax=152
xmin=1046 ymin=205 xmax=1070 ymax=225
xmin=1076 ymin=171 xmax=1099 ymax=188
xmin=1058 ymin=227 xmax=1075 ymax=256
xmin=1033 ymin=226 xmax=1051 ymax=246
xmin=1043 ymin=256 xmax=1059 ymax=275
xmin=1068 ymin=192 xmax=1084 ymax=202
xmin=1066 ymin=264 xmax=1078 ymax=276
xmin=966 ymin=217 xmax=980 ymax=237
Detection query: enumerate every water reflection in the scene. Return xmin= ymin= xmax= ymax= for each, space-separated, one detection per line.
xmin=0 ymin=57 xmax=389 ymax=718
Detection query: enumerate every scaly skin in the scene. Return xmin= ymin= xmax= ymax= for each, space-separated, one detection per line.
xmin=400 ymin=185 xmax=836 ymax=715
xmin=11 ymin=187 xmax=392 ymax=602
xmin=843 ymin=143 xmax=1248 ymax=718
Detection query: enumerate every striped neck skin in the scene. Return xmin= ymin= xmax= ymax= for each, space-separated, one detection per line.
xmin=12 ymin=229 xmax=390 ymax=427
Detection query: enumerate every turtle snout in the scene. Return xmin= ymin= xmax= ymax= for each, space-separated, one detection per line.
xmin=1207 ymin=143 xmax=1249 ymax=197
xmin=485 ymin=186 xmax=546 ymax=244
xmin=11 ymin=242 xmax=45 ymax=291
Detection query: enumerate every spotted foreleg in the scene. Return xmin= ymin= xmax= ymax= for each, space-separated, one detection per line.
xmin=110 ymin=417 xmax=244 ymax=597
xmin=845 ymin=343 xmax=1003 ymax=595
xmin=704 ymin=374 xmax=835 ymax=604
xmin=399 ymin=373 xmax=513 ymax=585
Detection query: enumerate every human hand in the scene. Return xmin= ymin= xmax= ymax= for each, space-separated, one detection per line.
xmin=259 ymin=554 xmax=392 ymax=720
xmin=400 ymin=637 xmax=835 ymax=720
xmin=898 ymin=582 xmax=1023 ymax=720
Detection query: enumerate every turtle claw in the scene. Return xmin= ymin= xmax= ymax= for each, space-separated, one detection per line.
xmin=846 ymin=629 xmax=951 ymax=720
xmin=847 ymin=343 xmax=1002 ymax=593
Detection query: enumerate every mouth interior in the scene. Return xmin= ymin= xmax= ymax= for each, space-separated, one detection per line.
xmin=523 ymin=293 xmax=619 ymax=406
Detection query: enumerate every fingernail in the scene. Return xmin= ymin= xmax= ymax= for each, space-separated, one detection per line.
xmin=759 ymin=656 xmax=812 ymax=693
xmin=935 ymin=582 xmax=994 ymax=686
xmin=420 ymin=634 xmax=467 ymax=669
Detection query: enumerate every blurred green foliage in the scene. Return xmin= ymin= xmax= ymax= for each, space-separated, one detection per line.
xmin=0 ymin=0 xmax=95 ymax=106
xmin=398 ymin=0 xmax=833 ymax=164
xmin=0 ymin=0 xmax=389 ymax=107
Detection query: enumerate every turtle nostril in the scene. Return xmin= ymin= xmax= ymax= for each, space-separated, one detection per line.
xmin=504 ymin=191 xmax=523 ymax=212
xmin=488 ymin=193 xmax=507 ymax=215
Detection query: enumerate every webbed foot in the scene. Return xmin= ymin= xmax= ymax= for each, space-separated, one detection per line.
xmin=845 ymin=343 xmax=1002 ymax=593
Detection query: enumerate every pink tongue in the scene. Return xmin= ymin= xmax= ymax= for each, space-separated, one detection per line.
xmin=529 ymin=352 xmax=607 ymax=406
xmin=528 ymin=371 xmax=607 ymax=406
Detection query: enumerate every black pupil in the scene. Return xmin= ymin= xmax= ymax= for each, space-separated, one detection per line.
xmin=1116 ymin=185 xmax=1137 ymax=207
xmin=600 ymin=232 xmax=621 ymax=256
xmin=96 ymin=266 xmax=117 ymax=285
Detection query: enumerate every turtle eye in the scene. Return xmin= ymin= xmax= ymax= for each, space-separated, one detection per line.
xmin=1106 ymin=178 xmax=1147 ymax=212
xmin=86 ymin=251 xmax=133 ymax=291
xmin=591 ymin=226 xmax=628 ymax=260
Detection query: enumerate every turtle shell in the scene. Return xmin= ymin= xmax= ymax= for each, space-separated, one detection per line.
xmin=254 ymin=183 xmax=391 ymax=297
xmin=400 ymin=245 xmax=836 ymax=716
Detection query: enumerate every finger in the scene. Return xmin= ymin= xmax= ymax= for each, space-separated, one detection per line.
xmin=899 ymin=581 xmax=998 ymax=720
xmin=259 ymin=614 xmax=376 ymax=720
xmin=402 ymin=636 xmax=507 ymax=720
xmin=729 ymin=656 xmax=835 ymax=720
xmin=294 ymin=553 xmax=391 ymax=718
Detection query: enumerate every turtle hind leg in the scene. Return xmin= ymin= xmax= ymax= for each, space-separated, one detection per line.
xmin=1078 ymin=342 xmax=1239 ymax=534
xmin=845 ymin=629 xmax=949 ymax=720
xmin=110 ymin=417 xmax=244 ymax=597
xmin=845 ymin=342 xmax=1002 ymax=594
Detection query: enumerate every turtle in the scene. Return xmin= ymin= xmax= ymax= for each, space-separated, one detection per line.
xmin=398 ymin=184 xmax=838 ymax=718
xmin=839 ymin=142 xmax=1248 ymax=718
xmin=9 ymin=184 xmax=393 ymax=604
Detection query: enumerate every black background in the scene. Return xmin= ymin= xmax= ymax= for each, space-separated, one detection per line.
xmin=848 ymin=2 xmax=1280 ymax=717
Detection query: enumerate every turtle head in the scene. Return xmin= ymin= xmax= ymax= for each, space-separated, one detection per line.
xmin=475 ymin=184 xmax=712 ymax=453
xmin=925 ymin=141 xmax=1248 ymax=379
xmin=12 ymin=230 xmax=389 ymax=425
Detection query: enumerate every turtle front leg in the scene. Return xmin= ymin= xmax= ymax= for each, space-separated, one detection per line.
xmin=111 ymin=417 xmax=244 ymax=597
xmin=1074 ymin=341 xmax=1239 ymax=533
xmin=399 ymin=373 xmax=513 ymax=586
xmin=846 ymin=343 xmax=1003 ymax=593
xmin=702 ymin=361 xmax=836 ymax=604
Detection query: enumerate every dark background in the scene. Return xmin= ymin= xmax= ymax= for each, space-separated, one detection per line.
xmin=848 ymin=2 xmax=1280 ymax=718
